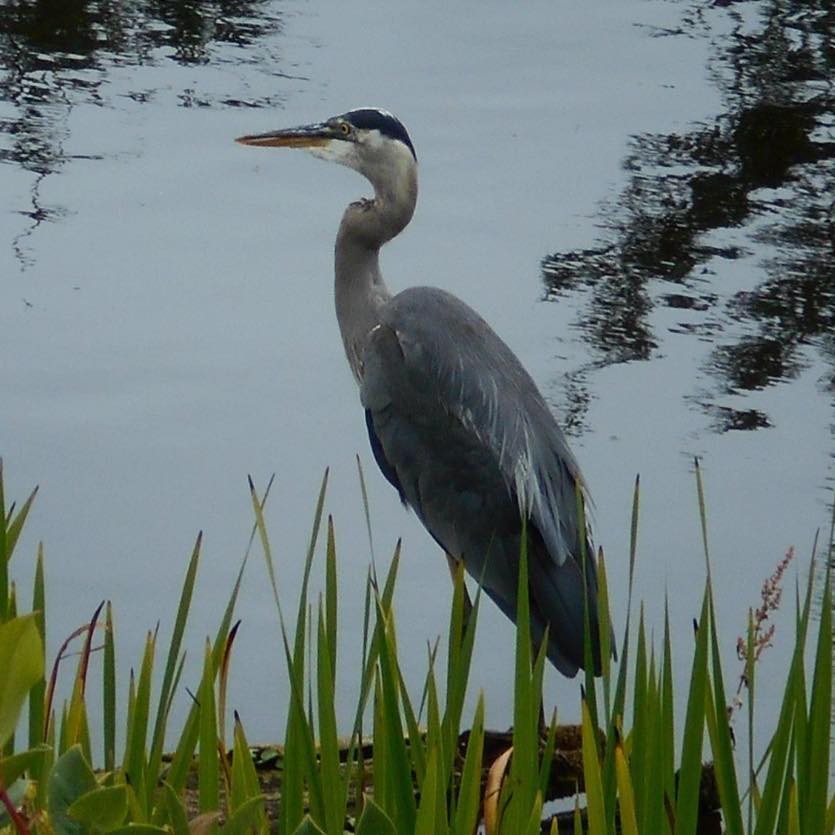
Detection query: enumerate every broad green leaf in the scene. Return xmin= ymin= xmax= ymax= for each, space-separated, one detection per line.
xmin=0 ymin=744 xmax=50 ymax=788
xmin=355 ymin=799 xmax=397 ymax=835
xmin=0 ymin=615 xmax=44 ymax=747
xmin=48 ymin=745 xmax=97 ymax=835
xmin=225 ymin=793 xmax=269 ymax=832
xmin=68 ymin=784 xmax=128 ymax=830
xmin=290 ymin=815 xmax=327 ymax=835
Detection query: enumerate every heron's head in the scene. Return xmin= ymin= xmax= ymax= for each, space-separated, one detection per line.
xmin=236 ymin=107 xmax=417 ymax=204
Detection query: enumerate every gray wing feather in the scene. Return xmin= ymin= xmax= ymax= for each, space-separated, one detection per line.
xmin=362 ymin=286 xmax=590 ymax=567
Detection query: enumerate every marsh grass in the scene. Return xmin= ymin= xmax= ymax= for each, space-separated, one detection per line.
xmin=0 ymin=458 xmax=832 ymax=834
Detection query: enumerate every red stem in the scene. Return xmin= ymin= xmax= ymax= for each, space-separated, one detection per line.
xmin=0 ymin=786 xmax=30 ymax=835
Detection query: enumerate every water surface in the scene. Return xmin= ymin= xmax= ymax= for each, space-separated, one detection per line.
xmin=2 ymin=0 xmax=832 ymax=754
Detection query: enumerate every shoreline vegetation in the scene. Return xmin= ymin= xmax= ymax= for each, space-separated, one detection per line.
xmin=0 ymin=460 xmax=832 ymax=834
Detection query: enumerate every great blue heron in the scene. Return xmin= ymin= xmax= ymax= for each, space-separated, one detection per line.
xmin=237 ymin=107 xmax=606 ymax=677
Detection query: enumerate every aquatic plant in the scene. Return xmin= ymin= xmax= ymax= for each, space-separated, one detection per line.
xmin=0 ymin=460 xmax=832 ymax=833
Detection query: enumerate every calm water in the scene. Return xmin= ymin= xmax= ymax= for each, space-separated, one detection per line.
xmin=2 ymin=1 xmax=832 ymax=757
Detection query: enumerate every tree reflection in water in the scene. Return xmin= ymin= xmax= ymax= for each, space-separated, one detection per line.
xmin=0 ymin=0 xmax=287 ymax=266
xmin=542 ymin=1 xmax=835 ymax=436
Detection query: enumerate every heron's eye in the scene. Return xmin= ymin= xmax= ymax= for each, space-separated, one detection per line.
xmin=339 ymin=122 xmax=351 ymax=137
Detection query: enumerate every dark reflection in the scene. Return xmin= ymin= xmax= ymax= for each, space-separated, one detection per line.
xmin=542 ymin=0 xmax=835 ymax=435
xmin=0 ymin=0 xmax=287 ymax=267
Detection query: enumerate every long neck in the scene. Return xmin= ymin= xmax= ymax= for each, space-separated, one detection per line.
xmin=334 ymin=165 xmax=417 ymax=382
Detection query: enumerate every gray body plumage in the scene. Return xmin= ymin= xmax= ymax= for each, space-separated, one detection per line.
xmin=237 ymin=107 xmax=606 ymax=677
xmin=361 ymin=287 xmax=601 ymax=676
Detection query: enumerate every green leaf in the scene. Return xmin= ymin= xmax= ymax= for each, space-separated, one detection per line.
xmin=315 ymin=604 xmax=344 ymax=835
xmin=0 ymin=614 xmax=45 ymax=747
xmin=372 ymin=593 xmax=417 ymax=835
xmin=161 ymin=782 xmax=189 ymax=835
xmin=615 ymin=743 xmax=638 ymax=835
xmin=4 ymin=483 xmax=39 ymax=567
xmin=28 ymin=545 xmax=46 ymax=750
xmin=230 ymin=716 xmax=262 ymax=818
xmin=48 ymin=744 xmax=98 ymax=835
xmin=290 ymin=815 xmax=327 ymax=835
xmin=68 ymin=784 xmax=128 ymax=830
xmin=452 ymin=693 xmax=484 ymax=835
xmin=675 ymin=590 xmax=709 ymax=835
xmin=582 ymin=699 xmax=606 ymax=835
xmin=802 ymin=560 xmax=831 ymax=835
xmin=355 ymin=799 xmax=397 ymax=835
xmin=123 ymin=629 xmax=156 ymax=813
xmin=414 ymin=745 xmax=440 ymax=835
xmin=704 ymin=594 xmax=743 ymax=835
xmin=198 ymin=638 xmax=219 ymax=814
xmin=0 ymin=744 xmax=50 ymax=788
xmin=225 ymin=793 xmax=269 ymax=832
xmin=148 ymin=532 xmax=202 ymax=790
xmin=103 ymin=602 xmax=116 ymax=773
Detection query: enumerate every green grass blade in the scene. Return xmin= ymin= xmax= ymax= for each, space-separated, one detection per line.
xmin=28 ymin=544 xmax=46 ymax=750
xmin=675 ymin=589 xmax=709 ymax=835
xmin=197 ymin=638 xmax=219 ymax=814
xmin=161 ymin=782 xmax=190 ymax=835
xmin=316 ymin=604 xmax=344 ymax=835
xmin=355 ymin=454 xmax=376 ymax=564
xmin=443 ymin=561 xmax=479 ymax=786
xmin=325 ymin=516 xmax=338 ymax=686
xmin=802 ymin=559 xmax=831 ymax=835
xmin=615 ymin=741 xmax=639 ymax=835
xmin=147 ymin=532 xmax=202 ymax=789
xmin=631 ymin=607 xmax=648 ymax=829
xmin=4 ymin=483 xmax=39 ymax=569
xmin=693 ymin=458 xmax=711 ymax=584
xmin=0 ymin=460 xmax=6 ymax=623
xmin=103 ymin=601 xmax=116 ymax=773
xmin=507 ymin=531 xmax=538 ymax=833
xmin=582 ymin=698 xmax=607 ymax=835
xmin=123 ymin=629 xmax=155 ymax=812
xmin=704 ymin=593 xmax=743 ymax=835
xmin=229 ymin=713 xmax=263 ymax=817
xmin=538 ymin=707 xmax=558 ymax=800
xmin=163 ymin=705 xmax=200 ymax=796
xmin=452 ymin=692 xmax=484 ymax=835
xmin=372 ymin=593 xmax=417 ymax=834
xmin=660 ymin=598 xmax=675 ymax=827
xmin=414 ymin=744 xmax=441 ymax=835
